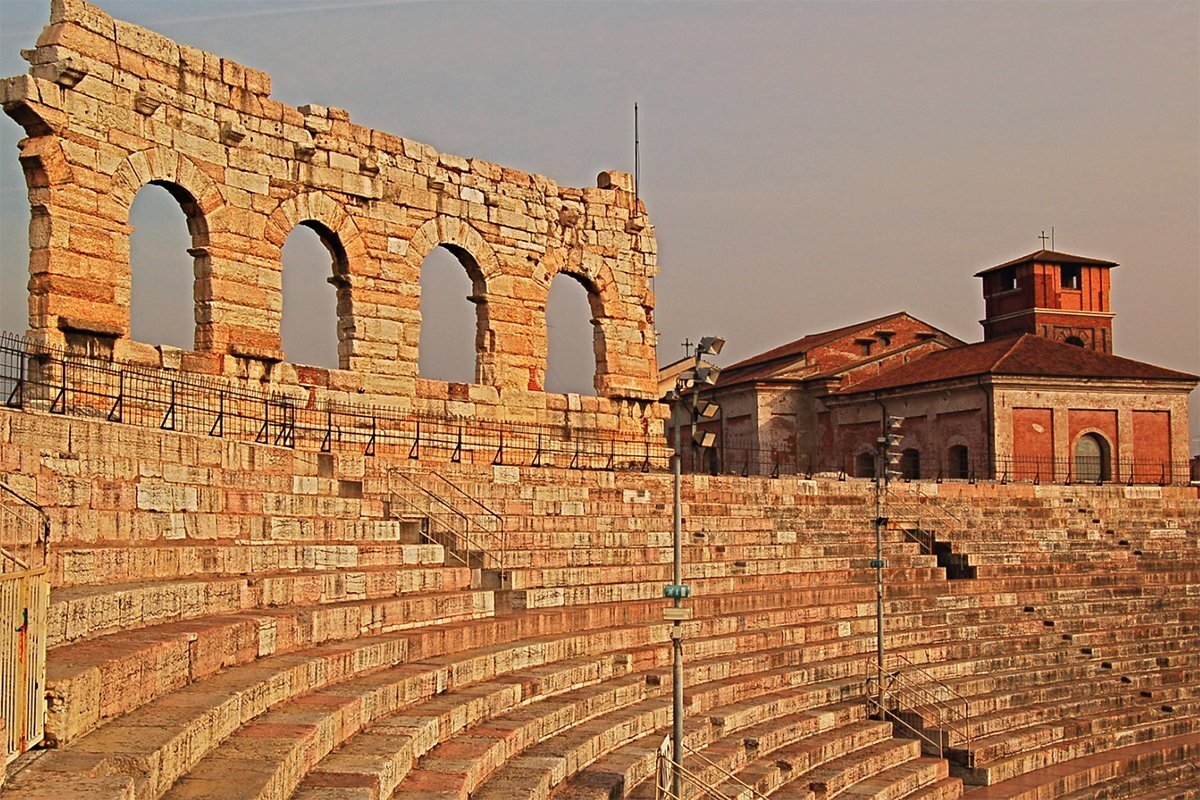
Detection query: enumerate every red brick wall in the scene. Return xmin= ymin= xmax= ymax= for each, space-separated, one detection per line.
xmin=1132 ymin=410 xmax=1171 ymax=472
xmin=1012 ymin=407 xmax=1054 ymax=480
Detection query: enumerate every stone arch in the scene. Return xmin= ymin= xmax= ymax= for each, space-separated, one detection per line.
xmin=404 ymin=216 xmax=502 ymax=281
xmin=109 ymin=148 xmax=225 ymax=350
xmin=405 ymin=216 xmax=501 ymax=385
xmin=110 ymin=148 xmax=224 ymax=226
xmin=265 ymin=191 xmax=368 ymax=370
xmin=534 ymin=248 xmax=624 ymax=395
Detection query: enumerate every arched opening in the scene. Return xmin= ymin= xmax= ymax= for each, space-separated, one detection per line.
xmin=947 ymin=445 xmax=970 ymax=479
xmin=854 ymin=451 xmax=875 ymax=479
xmin=129 ymin=181 xmax=207 ymax=350
xmin=900 ymin=448 xmax=921 ymax=480
xmin=281 ymin=221 xmax=347 ymax=369
xmin=1074 ymin=432 xmax=1111 ymax=483
xmin=545 ymin=273 xmax=602 ymax=395
xmin=1064 ymin=335 xmax=1085 ymax=347
xmin=3 ymin=155 xmax=40 ymax=334
xmin=418 ymin=244 xmax=485 ymax=384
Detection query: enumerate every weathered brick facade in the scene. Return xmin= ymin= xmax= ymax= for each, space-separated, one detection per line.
xmin=1 ymin=0 xmax=661 ymax=436
xmin=976 ymin=250 xmax=1117 ymax=353
xmin=695 ymin=252 xmax=1195 ymax=482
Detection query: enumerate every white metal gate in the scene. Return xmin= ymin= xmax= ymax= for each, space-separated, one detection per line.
xmin=1 ymin=481 xmax=49 ymax=765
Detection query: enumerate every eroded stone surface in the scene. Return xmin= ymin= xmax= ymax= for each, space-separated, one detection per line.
xmin=2 ymin=0 xmax=661 ymax=436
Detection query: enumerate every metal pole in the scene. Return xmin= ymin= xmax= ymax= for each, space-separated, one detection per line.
xmin=875 ymin=441 xmax=885 ymax=715
xmin=671 ymin=407 xmax=684 ymax=800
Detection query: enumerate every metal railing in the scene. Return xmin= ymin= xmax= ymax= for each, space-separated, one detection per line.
xmin=698 ymin=436 xmax=1193 ymax=486
xmin=387 ymin=468 xmax=505 ymax=572
xmin=865 ymin=651 xmax=972 ymax=766
xmin=654 ymin=736 xmax=772 ymax=800
xmin=0 ymin=331 xmax=670 ymax=472
xmin=887 ymin=488 xmax=967 ymax=557
xmin=996 ymin=456 xmax=1192 ymax=486
xmin=0 ymin=479 xmax=49 ymax=764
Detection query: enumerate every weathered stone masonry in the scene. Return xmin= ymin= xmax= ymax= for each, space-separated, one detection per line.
xmin=1 ymin=0 xmax=661 ymax=435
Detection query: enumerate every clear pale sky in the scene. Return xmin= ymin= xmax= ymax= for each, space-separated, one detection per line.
xmin=1 ymin=0 xmax=1197 ymax=452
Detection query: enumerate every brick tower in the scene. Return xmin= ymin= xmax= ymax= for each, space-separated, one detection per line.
xmin=975 ymin=249 xmax=1118 ymax=353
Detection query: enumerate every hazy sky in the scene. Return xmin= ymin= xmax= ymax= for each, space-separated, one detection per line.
xmin=1 ymin=0 xmax=1197 ymax=450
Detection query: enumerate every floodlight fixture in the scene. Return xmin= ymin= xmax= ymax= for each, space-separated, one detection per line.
xmin=693 ymin=366 xmax=720 ymax=386
xmin=698 ymin=336 xmax=725 ymax=356
xmin=693 ymin=430 xmax=717 ymax=449
xmin=698 ymin=401 xmax=720 ymax=419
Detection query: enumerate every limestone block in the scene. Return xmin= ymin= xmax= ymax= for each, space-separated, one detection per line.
xmin=136 ymin=480 xmax=199 ymax=512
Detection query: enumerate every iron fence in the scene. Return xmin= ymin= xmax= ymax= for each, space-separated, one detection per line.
xmin=0 ymin=332 xmax=671 ymax=472
xmin=698 ymin=438 xmax=1191 ymax=486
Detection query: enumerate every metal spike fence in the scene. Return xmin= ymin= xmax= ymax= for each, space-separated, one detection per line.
xmin=0 ymin=332 xmax=672 ymax=472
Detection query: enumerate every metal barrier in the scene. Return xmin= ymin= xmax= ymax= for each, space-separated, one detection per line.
xmin=0 ymin=480 xmax=49 ymax=765
xmin=387 ymin=468 xmax=505 ymax=572
xmin=865 ymin=652 xmax=973 ymax=767
xmin=0 ymin=331 xmax=670 ymax=472
xmin=653 ymin=736 xmax=773 ymax=800
xmin=888 ymin=487 xmax=968 ymax=556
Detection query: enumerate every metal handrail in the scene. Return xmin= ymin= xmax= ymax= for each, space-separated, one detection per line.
xmin=388 ymin=489 xmax=473 ymax=568
xmin=888 ymin=489 xmax=966 ymax=556
xmin=866 ymin=675 xmax=944 ymax=758
xmin=388 ymin=468 xmax=504 ymax=570
xmin=866 ymin=651 xmax=973 ymax=764
xmin=681 ymin=740 xmax=772 ymax=800
xmin=428 ymin=470 xmax=503 ymax=526
xmin=890 ymin=650 xmax=973 ymax=712
xmin=0 ymin=479 xmax=49 ymax=571
xmin=655 ymin=746 xmax=772 ymax=800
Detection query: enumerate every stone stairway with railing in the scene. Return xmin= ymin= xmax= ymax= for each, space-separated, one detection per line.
xmin=860 ymin=486 xmax=1200 ymax=800
xmin=2 ymin=405 xmax=1198 ymax=799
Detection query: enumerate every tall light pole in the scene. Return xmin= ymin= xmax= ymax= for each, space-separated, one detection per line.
xmin=873 ymin=414 xmax=904 ymax=714
xmin=663 ymin=335 xmax=724 ymax=799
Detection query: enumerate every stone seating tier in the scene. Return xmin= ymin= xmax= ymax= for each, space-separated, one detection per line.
xmin=4 ymin=409 xmax=1199 ymax=799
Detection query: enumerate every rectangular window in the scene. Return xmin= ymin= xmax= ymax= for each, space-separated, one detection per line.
xmin=1061 ymin=265 xmax=1081 ymax=290
xmin=999 ymin=267 xmax=1017 ymax=292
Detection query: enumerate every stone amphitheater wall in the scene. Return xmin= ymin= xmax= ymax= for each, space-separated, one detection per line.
xmin=1 ymin=0 xmax=661 ymax=437
xmin=6 ymin=404 xmax=1196 ymax=590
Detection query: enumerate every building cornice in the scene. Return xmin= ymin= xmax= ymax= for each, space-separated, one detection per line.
xmin=981 ymin=308 xmax=1116 ymax=326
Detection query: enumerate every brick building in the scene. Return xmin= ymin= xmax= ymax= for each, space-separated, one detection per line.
xmin=692 ymin=313 xmax=962 ymax=474
xmin=689 ymin=250 xmax=1197 ymax=483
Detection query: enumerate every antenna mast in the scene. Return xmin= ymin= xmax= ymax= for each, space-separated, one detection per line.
xmin=634 ymin=103 xmax=640 ymax=210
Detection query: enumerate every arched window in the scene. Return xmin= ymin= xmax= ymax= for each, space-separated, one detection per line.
xmin=1074 ymin=432 xmax=1111 ymax=483
xmin=947 ymin=445 xmax=970 ymax=479
xmin=281 ymin=222 xmax=347 ymax=369
xmin=900 ymin=448 xmax=921 ymax=480
xmin=1064 ymin=335 xmax=1085 ymax=347
xmin=854 ymin=451 xmax=875 ymax=479
xmin=129 ymin=182 xmax=206 ymax=350
xmin=545 ymin=273 xmax=601 ymax=395
xmin=418 ymin=244 xmax=484 ymax=384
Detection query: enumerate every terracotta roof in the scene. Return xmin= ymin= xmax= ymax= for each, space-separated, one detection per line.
xmin=715 ymin=312 xmax=952 ymax=388
xmin=839 ymin=334 xmax=1197 ymax=394
xmin=974 ymin=249 xmax=1119 ymax=277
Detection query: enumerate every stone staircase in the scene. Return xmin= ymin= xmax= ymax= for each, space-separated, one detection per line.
xmin=2 ymin=407 xmax=1198 ymax=799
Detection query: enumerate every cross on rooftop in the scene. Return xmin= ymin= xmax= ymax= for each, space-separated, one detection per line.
xmin=1039 ymin=230 xmax=1050 ymax=248
xmin=681 ymin=338 xmax=694 ymax=356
